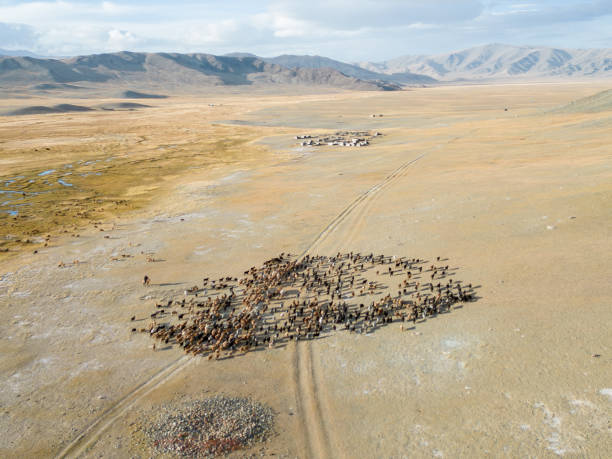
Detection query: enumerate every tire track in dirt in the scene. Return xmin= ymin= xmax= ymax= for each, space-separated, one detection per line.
xmin=340 ymin=157 xmax=421 ymax=249
xmin=57 ymin=152 xmax=426 ymax=459
xmin=305 ymin=154 xmax=426 ymax=256
xmin=56 ymin=355 xmax=192 ymax=458
xmin=291 ymin=152 xmax=427 ymax=459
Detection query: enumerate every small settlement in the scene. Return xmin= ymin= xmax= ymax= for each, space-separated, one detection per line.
xmin=296 ymin=131 xmax=382 ymax=147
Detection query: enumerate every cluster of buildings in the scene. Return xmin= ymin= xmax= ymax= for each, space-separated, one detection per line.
xmin=296 ymin=131 xmax=382 ymax=148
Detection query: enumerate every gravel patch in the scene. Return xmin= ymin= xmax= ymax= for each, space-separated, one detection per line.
xmin=144 ymin=395 xmax=274 ymax=457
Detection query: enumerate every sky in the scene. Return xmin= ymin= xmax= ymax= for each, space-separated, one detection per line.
xmin=0 ymin=0 xmax=611 ymax=61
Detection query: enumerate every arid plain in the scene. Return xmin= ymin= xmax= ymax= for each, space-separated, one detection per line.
xmin=1 ymin=82 xmax=612 ymax=458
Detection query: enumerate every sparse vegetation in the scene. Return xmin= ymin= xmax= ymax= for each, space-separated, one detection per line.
xmin=0 ymin=113 xmax=276 ymax=260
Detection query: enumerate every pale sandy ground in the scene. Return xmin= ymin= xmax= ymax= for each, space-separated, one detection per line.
xmin=1 ymin=82 xmax=612 ymax=458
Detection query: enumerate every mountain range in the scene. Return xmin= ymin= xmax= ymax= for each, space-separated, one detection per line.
xmin=260 ymin=54 xmax=436 ymax=85
xmin=1 ymin=44 xmax=611 ymax=95
xmin=0 ymin=48 xmax=46 ymax=58
xmin=359 ymin=44 xmax=612 ymax=81
xmin=0 ymin=52 xmax=402 ymax=92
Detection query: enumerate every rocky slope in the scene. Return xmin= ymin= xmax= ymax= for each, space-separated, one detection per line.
xmin=262 ymin=54 xmax=435 ymax=85
xmin=360 ymin=44 xmax=612 ymax=81
xmin=0 ymin=51 xmax=400 ymax=91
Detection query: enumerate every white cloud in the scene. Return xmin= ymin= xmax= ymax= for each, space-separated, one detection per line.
xmin=269 ymin=0 xmax=485 ymax=29
xmin=0 ymin=1 xmax=126 ymax=23
xmin=267 ymin=13 xmax=312 ymax=38
xmin=182 ymin=19 xmax=242 ymax=45
xmin=107 ymin=29 xmax=140 ymax=50
xmin=0 ymin=1 xmax=610 ymax=60
xmin=0 ymin=22 xmax=38 ymax=49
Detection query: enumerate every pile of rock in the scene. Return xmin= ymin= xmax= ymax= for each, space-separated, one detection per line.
xmin=144 ymin=396 xmax=274 ymax=457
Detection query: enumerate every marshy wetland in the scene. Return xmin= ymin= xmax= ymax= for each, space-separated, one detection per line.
xmin=0 ymin=102 xmax=284 ymax=260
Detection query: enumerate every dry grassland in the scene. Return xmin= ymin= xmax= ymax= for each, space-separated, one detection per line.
xmin=1 ymin=82 xmax=611 ymax=458
xmin=0 ymin=98 xmax=301 ymax=260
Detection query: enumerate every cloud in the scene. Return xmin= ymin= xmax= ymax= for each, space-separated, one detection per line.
xmin=485 ymin=0 xmax=612 ymax=24
xmin=0 ymin=1 xmax=139 ymax=24
xmin=0 ymin=22 xmax=38 ymax=50
xmin=0 ymin=1 xmax=610 ymax=60
xmin=107 ymin=28 xmax=141 ymax=49
xmin=270 ymin=0 xmax=485 ymax=29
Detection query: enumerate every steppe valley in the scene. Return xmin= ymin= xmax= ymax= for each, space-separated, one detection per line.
xmin=2 ymin=73 xmax=612 ymax=457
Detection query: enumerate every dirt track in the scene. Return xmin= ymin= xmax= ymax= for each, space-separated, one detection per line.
xmin=2 ymin=83 xmax=612 ymax=458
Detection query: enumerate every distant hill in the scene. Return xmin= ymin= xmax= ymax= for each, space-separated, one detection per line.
xmin=262 ymin=54 xmax=435 ymax=85
xmin=224 ymin=52 xmax=258 ymax=58
xmin=3 ymin=101 xmax=154 ymax=116
xmin=32 ymin=83 xmax=85 ymax=91
xmin=123 ymin=90 xmax=167 ymax=99
xmin=96 ymin=102 xmax=151 ymax=111
xmin=7 ymin=104 xmax=94 ymax=116
xmin=554 ymin=89 xmax=612 ymax=113
xmin=0 ymin=52 xmax=401 ymax=91
xmin=360 ymin=44 xmax=612 ymax=81
xmin=0 ymin=48 xmax=46 ymax=58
